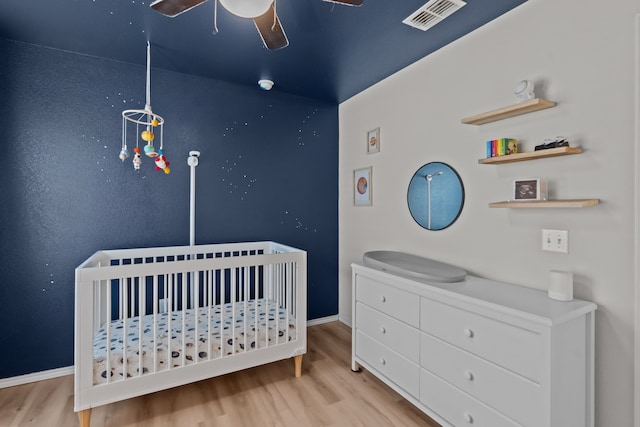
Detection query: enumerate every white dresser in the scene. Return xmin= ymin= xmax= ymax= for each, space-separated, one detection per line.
xmin=351 ymin=263 xmax=596 ymax=427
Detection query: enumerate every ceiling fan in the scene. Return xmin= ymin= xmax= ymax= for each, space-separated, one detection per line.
xmin=150 ymin=0 xmax=364 ymax=50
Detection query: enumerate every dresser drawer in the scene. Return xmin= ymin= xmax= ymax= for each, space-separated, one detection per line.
xmin=356 ymin=302 xmax=420 ymax=363
xmin=421 ymin=332 xmax=542 ymax=425
xmin=421 ymin=297 xmax=542 ymax=382
xmin=356 ymin=275 xmax=419 ymax=327
xmin=420 ymin=369 xmax=521 ymax=427
xmin=355 ymin=330 xmax=420 ymax=398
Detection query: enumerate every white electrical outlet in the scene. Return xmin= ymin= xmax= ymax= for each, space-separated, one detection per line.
xmin=542 ymin=229 xmax=568 ymax=253
xmin=159 ymin=298 xmax=167 ymax=313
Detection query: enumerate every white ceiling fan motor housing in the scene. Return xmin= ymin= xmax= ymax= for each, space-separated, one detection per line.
xmin=219 ymin=0 xmax=273 ymax=18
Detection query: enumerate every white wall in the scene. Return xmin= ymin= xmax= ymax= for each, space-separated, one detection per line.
xmin=338 ymin=0 xmax=639 ymax=425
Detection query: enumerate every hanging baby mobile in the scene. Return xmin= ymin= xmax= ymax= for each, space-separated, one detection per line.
xmin=120 ymin=42 xmax=170 ymax=174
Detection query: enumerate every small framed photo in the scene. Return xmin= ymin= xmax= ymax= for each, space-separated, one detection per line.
xmin=354 ymin=167 xmax=372 ymax=206
xmin=513 ymin=178 xmax=548 ymax=201
xmin=367 ymin=128 xmax=380 ymax=154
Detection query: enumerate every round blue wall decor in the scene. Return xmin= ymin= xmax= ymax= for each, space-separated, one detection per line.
xmin=407 ymin=162 xmax=464 ymax=231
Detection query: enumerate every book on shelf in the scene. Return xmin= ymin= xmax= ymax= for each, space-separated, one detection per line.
xmin=485 ymin=138 xmax=517 ymax=158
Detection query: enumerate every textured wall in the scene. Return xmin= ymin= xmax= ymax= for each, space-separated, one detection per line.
xmin=0 ymin=39 xmax=338 ymax=378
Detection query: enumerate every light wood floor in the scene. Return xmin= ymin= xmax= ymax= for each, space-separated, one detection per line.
xmin=0 ymin=322 xmax=440 ymax=427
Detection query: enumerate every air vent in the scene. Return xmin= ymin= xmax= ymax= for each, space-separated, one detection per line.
xmin=403 ymin=0 xmax=466 ymax=31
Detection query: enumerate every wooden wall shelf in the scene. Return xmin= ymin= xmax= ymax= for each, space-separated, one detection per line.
xmin=488 ymin=199 xmax=600 ymax=209
xmin=478 ymin=147 xmax=582 ymax=164
xmin=462 ymin=98 xmax=556 ymax=125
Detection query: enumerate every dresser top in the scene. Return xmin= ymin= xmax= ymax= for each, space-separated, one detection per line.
xmin=352 ymin=263 xmax=597 ymax=326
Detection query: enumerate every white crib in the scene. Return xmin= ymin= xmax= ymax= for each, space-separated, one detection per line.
xmin=74 ymin=241 xmax=306 ymax=427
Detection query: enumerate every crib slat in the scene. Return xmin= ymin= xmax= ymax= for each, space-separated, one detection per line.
xmin=254 ymin=265 xmax=259 ymax=352
xmin=153 ymin=274 xmax=158 ymax=374
xmin=105 ymin=280 xmax=112 ymax=384
xmin=221 ymin=269 xmax=226 ymax=357
xmin=207 ymin=269 xmax=212 ymax=361
xmin=194 ymin=269 xmax=199 ymax=365
xmin=286 ymin=262 xmax=291 ymax=343
xmin=265 ymin=264 xmax=270 ymax=349
xmin=232 ymin=268 xmax=237 ymax=355
xmin=243 ymin=266 xmax=248 ymax=354
xmin=138 ymin=276 xmax=144 ymax=378
xmin=122 ymin=278 xmax=129 ymax=383
xmin=167 ymin=273 xmax=173 ymax=370
xmin=181 ymin=272 xmax=187 ymax=367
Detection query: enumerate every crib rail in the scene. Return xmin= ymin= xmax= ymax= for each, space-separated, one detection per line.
xmin=75 ymin=241 xmax=306 ymax=411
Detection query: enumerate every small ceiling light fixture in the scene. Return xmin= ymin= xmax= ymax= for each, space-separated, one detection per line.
xmin=258 ymin=79 xmax=274 ymax=90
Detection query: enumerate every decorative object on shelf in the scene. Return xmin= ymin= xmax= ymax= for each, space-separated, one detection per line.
xmin=535 ymin=136 xmax=569 ymax=151
xmin=549 ymin=270 xmax=574 ymax=301
xmin=367 ymin=127 xmax=380 ymax=154
xmin=461 ymin=98 xmax=556 ymax=125
xmin=514 ymin=80 xmax=535 ymax=102
xmin=354 ymin=167 xmax=372 ymax=206
xmin=407 ymin=162 xmax=464 ymax=230
xmin=512 ymin=178 xmax=547 ymax=201
xmin=122 ymin=42 xmax=169 ymax=174
xmin=485 ymin=138 xmax=518 ymax=158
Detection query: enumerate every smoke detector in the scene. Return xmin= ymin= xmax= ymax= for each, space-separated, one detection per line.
xmin=403 ymin=0 xmax=466 ymax=31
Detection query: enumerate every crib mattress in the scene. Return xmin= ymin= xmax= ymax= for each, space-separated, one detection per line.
xmin=93 ymin=299 xmax=296 ymax=385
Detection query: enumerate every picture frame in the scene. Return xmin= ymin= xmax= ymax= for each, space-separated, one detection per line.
xmin=513 ymin=178 xmax=548 ymax=201
xmin=367 ymin=127 xmax=380 ymax=154
xmin=354 ymin=167 xmax=372 ymax=206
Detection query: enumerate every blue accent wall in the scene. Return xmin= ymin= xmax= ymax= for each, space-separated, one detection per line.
xmin=0 ymin=39 xmax=338 ymax=378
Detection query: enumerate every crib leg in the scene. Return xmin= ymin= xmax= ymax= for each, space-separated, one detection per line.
xmin=294 ymin=354 xmax=303 ymax=378
xmin=78 ymin=409 xmax=91 ymax=427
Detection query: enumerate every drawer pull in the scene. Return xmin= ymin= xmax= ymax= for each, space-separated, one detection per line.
xmin=379 ymin=358 xmax=386 ymax=365
xmin=380 ymin=295 xmax=387 ymax=303
xmin=380 ymin=327 xmax=386 ymax=334
xmin=463 ymin=328 xmax=474 ymax=338
xmin=464 ymin=371 xmax=474 ymax=381
xmin=463 ymin=413 xmax=474 ymax=424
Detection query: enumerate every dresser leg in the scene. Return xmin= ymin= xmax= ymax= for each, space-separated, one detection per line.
xmin=78 ymin=408 xmax=91 ymax=427
xmin=294 ymin=354 xmax=303 ymax=378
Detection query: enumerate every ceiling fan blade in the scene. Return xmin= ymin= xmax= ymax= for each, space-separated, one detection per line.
xmin=253 ymin=5 xmax=289 ymax=50
xmin=323 ymin=0 xmax=363 ymax=6
xmin=150 ymin=0 xmax=207 ymax=17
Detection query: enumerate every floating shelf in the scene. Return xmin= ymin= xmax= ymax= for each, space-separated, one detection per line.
xmin=488 ymin=199 xmax=600 ymax=209
xmin=478 ymin=147 xmax=582 ymax=164
xmin=462 ymin=98 xmax=556 ymax=125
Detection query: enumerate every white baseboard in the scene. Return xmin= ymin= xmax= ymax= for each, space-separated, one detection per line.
xmin=307 ymin=314 xmax=339 ymax=326
xmin=338 ymin=316 xmax=352 ymax=328
xmin=0 ymin=366 xmax=73 ymax=389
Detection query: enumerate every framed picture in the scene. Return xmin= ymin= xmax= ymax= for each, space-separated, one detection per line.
xmin=367 ymin=127 xmax=380 ymax=154
xmin=354 ymin=167 xmax=372 ymax=206
xmin=513 ymin=178 xmax=548 ymax=201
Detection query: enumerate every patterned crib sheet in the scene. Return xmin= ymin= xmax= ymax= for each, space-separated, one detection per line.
xmin=93 ymin=299 xmax=296 ymax=385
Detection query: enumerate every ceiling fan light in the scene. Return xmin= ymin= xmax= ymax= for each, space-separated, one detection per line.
xmin=219 ymin=0 xmax=272 ymax=18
